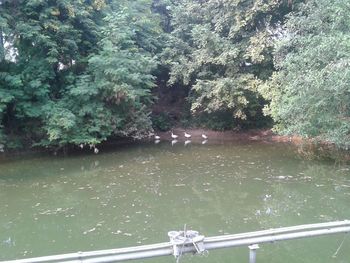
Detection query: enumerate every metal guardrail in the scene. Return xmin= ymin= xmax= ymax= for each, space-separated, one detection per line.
xmin=1 ymin=220 xmax=349 ymax=263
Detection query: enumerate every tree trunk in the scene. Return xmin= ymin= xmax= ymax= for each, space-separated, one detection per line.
xmin=0 ymin=28 xmax=4 ymax=61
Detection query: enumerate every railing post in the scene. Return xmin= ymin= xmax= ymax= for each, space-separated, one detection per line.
xmin=248 ymin=244 xmax=259 ymax=263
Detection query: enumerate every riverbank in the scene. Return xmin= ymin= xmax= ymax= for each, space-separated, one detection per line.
xmin=155 ymin=128 xmax=301 ymax=143
xmin=1 ymin=128 xmax=349 ymax=162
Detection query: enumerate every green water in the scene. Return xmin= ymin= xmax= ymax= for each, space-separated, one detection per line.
xmin=0 ymin=141 xmax=349 ymax=262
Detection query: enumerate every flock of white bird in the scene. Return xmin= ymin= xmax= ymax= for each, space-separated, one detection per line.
xmin=80 ymin=131 xmax=208 ymax=154
xmin=153 ymin=131 xmax=208 ymax=145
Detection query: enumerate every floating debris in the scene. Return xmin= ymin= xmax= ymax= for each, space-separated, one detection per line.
xmin=83 ymin=228 xmax=96 ymax=235
xmin=2 ymin=237 xmax=15 ymax=247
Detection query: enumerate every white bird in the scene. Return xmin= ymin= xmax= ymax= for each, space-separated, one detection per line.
xmin=154 ymin=135 xmax=160 ymax=140
xmin=79 ymin=144 xmax=84 ymax=149
xmin=244 ymin=61 xmax=252 ymax=67
xmin=94 ymin=147 xmax=99 ymax=154
xmin=171 ymin=132 xmax=178 ymax=139
xmin=202 ymin=133 xmax=208 ymax=139
xmin=184 ymin=132 xmax=191 ymax=138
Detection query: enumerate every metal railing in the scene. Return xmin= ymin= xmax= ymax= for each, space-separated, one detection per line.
xmin=1 ymin=220 xmax=349 ymax=263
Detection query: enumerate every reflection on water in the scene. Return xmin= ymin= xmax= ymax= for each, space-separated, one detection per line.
xmin=0 ymin=141 xmax=349 ymax=262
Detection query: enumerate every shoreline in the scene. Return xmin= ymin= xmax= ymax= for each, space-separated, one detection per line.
xmin=155 ymin=128 xmax=303 ymax=144
xmin=1 ymin=129 xmax=349 ymax=162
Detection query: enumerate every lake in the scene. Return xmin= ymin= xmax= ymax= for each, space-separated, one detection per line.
xmin=0 ymin=140 xmax=349 ymax=262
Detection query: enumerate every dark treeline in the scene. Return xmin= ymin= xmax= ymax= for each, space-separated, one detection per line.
xmin=0 ymin=0 xmax=349 ymax=150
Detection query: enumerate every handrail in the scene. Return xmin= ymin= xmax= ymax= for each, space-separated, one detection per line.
xmin=1 ymin=220 xmax=349 ymax=263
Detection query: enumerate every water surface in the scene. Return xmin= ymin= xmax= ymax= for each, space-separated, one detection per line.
xmin=0 ymin=141 xmax=349 ymax=262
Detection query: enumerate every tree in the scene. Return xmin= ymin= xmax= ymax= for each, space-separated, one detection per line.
xmin=45 ymin=0 xmax=162 ymax=146
xmin=0 ymin=0 xmax=163 ymax=148
xmin=162 ymin=0 xmax=290 ymax=126
xmin=0 ymin=0 xmax=108 ymax=147
xmin=261 ymin=0 xmax=350 ymax=148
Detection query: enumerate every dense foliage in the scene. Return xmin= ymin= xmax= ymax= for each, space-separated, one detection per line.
xmin=1 ymin=0 xmax=106 ymax=147
xmin=261 ymin=0 xmax=350 ymax=148
xmin=0 ymin=0 xmax=349 ymax=150
xmin=43 ymin=1 xmax=161 ymax=146
xmin=162 ymin=0 xmax=287 ymax=123
xmin=0 ymin=0 xmax=160 ymax=148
